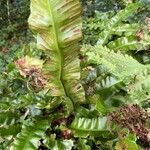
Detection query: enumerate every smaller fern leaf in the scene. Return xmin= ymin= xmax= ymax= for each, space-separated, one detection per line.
xmin=107 ymin=36 xmax=150 ymax=51
xmin=126 ymin=70 xmax=150 ymax=103
xmin=111 ymin=23 xmax=140 ymax=36
xmin=10 ymin=119 xmax=49 ymax=150
xmin=70 ymin=117 xmax=113 ymax=138
xmin=85 ymin=45 xmax=146 ymax=81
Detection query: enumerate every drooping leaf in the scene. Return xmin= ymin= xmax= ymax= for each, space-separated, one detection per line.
xmin=28 ymin=0 xmax=85 ymax=104
xmin=94 ymin=75 xmax=120 ymax=91
xmin=10 ymin=119 xmax=49 ymax=150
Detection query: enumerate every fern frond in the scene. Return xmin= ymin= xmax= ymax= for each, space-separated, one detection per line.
xmin=85 ymin=45 xmax=150 ymax=104
xmin=107 ymin=36 xmax=150 ymax=51
xmin=70 ymin=117 xmax=114 ymax=138
xmin=111 ymin=23 xmax=140 ymax=36
xmin=85 ymin=45 xmax=146 ymax=81
xmin=28 ymin=0 xmax=85 ymax=104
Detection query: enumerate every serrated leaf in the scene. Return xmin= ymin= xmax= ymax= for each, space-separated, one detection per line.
xmin=111 ymin=23 xmax=140 ymax=36
xmin=85 ymin=45 xmax=146 ymax=81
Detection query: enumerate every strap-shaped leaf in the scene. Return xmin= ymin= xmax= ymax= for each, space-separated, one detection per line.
xmin=107 ymin=36 xmax=150 ymax=51
xmin=111 ymin=23 xmax=140 ymax=36
xmin=70 ymin=117 xmax=113 ymax=138
xmin=10 ymin=119 xmax=49 ymax=150
xmin=28 ymin=0 xmax=85 ymax=104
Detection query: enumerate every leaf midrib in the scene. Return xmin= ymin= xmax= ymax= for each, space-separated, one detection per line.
xmin=47 ymin=0 xmax=62 ymax=80
xmin=46 ymin=0 xmax=74 ymax=105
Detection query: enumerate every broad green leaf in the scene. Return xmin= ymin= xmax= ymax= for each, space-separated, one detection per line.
xmin=10 ymin=119 xmax=49 ymax=150
xmin=28 ymin=0 xmax=85 ymax=104
xmin=96 ymin=98 xmax=108 ymax=115
xmin=70 ymin=117 xmax=114 ymax=138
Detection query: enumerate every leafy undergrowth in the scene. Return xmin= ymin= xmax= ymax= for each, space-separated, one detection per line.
xmin=0 ymin=0 xmax=150 ymax=150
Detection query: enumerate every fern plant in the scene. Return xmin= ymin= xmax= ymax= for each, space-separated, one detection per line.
xmin=28 ymin=0 xmax=85 ymax=106
xmin=1 ymin=1 xmax=150 ymax=150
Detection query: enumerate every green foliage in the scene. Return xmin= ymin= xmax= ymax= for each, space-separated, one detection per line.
xmin=115 ymin=134 xmax=140 ymax=150
xmin=70 ymin=117 xmax=113 ymax=138
xmin=28 ymin=0 xmax=85 ymax=105
xmin=1 ymin=0 xmax=150 ymax=149
xmin=85 ymin=44 xmax=150 ymax=104
xmin=10 ymin=119 xmax=49 ymax=150
xmin=97 ymin=3 xmax=142 ymax=45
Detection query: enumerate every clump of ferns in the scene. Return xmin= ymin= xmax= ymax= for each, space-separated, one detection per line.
xmin=109 ymin=104 xmax=150 ymax=147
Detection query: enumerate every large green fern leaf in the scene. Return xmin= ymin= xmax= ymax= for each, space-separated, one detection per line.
xmin=28 ymin=0 xmax=85 ymax=104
